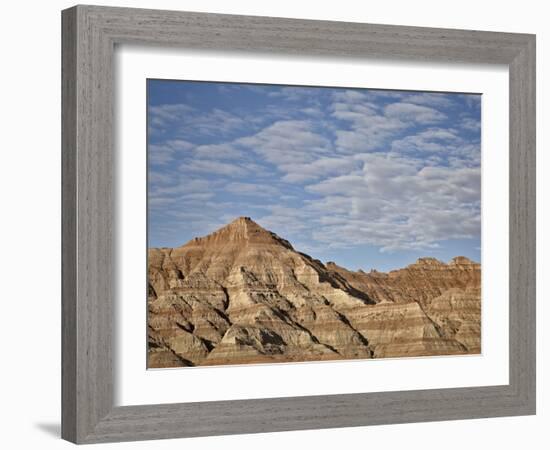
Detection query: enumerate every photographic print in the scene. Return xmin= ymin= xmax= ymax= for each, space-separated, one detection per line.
xmin=147 ymin=80 xmax=481 ymax=369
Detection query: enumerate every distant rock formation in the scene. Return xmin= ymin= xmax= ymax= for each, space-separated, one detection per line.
xmin=148 ymin=217 xmax=481 ymax=368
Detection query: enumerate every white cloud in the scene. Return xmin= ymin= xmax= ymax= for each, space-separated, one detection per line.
xmin=280 ymin=157 xmax=360 ymax=183
xmin=237 ymin=120 xmax=331 ymax=165
xmin=305 ymin=196 xmax=354 ymax=215
xmin=148 ymin=197 xmax=177 ymax=208
xmin=149 ymin=145 xmax=175 ymax=165
xmin=332 ymin=90 xmax=371 ymax=103
xmin=331 ymin=102 xmax=379 ymax=121
xmin=225 ymin=182 xmax=280 ymax=197
xmin=178 ymin=192 xmax=215 ymax=202
xmin=148 ymin=179 xmax=215 ymax=210
xmin=256 ymin=204 xmax=314 ymax=238
xmin=148 ymin=140 xmax=194 ymax=165
xmin=301 ymin=107 xmax=324 ymax=117
xmin=199 ymin=109 xmax=247 ymax=135
xmin=149 ymin=104 xmax=194 ymax=130
xmin=384 ymin=102 xmax=447 ymax=124
xmin=148 ymin=84 xmax=480 ymax=255
xmin=150 ymin=179 xmax=211 ymax=197
xmin=149 ymin=103 xmax=248 ymax=137
xmin=303 ymin=152 xmax=480 ymax=252
xmin=329 ymin=95 xmax=447 ymax=153
xmin=465 ymin=95 xmax=482 ymax=109
xmin=460 ymin=117 xmax=481 ymax=132
xmin=306 ymin=174 xmax=367 ymax=196
xmin=148 ymin=171 xmax=175 ymax=185
xmin=180 ymin=159 xmax=248 ymax=177
xmin=267 ymin=86 xmax=321 ymax=102
xmin=391 ymin=128 xmax=461 ymax=153
xmin=404 ymin=92 xmax=455 ymax=108
xmin=333 ymin=115 xmax=406 ymax=152
xmin=194 ymin=143 xmax=244 ymax=159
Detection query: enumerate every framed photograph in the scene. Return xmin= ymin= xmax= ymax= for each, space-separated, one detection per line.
xmin=62 ymin=5 xmax=536 ymax=444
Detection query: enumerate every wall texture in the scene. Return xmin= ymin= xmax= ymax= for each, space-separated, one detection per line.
xmin=0 ymin=0 xmax=546 ymax=448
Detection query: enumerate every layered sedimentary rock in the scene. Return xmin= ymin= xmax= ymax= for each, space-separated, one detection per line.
xmin=425 ymin=286 xmax=482 ymax=353
xmin=325 ymin=256 xmax=481 ymax=356
xmin=148 ymin=217 xmax=481 ymax=368
xmin=326 ymin=256 xmax=480 ymax=307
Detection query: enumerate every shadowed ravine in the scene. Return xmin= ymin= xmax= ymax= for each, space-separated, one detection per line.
xmin=147 ymin=217 xmax=481 ymax=368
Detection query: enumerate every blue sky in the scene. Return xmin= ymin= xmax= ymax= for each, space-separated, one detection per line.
xmin=147 ymin=79 xmax=481 ymax=272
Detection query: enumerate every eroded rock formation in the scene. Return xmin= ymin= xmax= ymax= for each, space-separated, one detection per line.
xmin=148 ymin=217 xmax=481 ymax=367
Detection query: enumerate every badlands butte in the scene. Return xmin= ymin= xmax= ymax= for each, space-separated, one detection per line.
xmin=148 ymin=217 xmax=481 ymax=368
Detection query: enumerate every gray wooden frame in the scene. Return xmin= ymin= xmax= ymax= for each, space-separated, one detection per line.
xmin=62 ymin=4 xmax=536 ymax=444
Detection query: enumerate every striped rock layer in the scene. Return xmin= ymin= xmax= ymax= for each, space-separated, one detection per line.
xmin=147 ymin=217 xmax=481 ymax=368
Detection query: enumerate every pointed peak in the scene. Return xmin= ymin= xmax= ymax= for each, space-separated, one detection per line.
xmin=223 ymin=216 xmax=267 ymax=234
xmin=227 ymin=216 xmax=257 ymax=228
xmin=233 ymin=216 xmax=253 ymax=223
xmin=184 ymin=217 xmax=294 ymax=250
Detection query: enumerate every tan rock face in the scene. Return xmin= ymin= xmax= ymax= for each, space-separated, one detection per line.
xmin=326 ymin=257 xmax=480 ymax=307
xmin=148 ymin=217 xmax=481 ymax=368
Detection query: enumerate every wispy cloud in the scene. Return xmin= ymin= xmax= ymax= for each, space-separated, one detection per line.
xmin=280 ymin=157 xmax=361 ymax=184
xmin=180 ymin=159 xmax=249 ymax=177
xmin=147 ymin=80 xmax=481 ymax=263
xmin=148 ymin=140 xmax=194 ymax=165
xmin=384 ymin=102 xmax=447 ymax=124
xmin=225 ymin=182 xmax=280 ymax=197
xmin=238 ymin=120 xmax=332 ymax=165
xmin=194 ymin=143 xmax=245 ymax=159
xmin=149 ymin=104 xmax=249 ymax=138
xmin=460 ymin=117 xmax=482 ymax=132
xmin=302 ymin=151 xmax=481 ymax=252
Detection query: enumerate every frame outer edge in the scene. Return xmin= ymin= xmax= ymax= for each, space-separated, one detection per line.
xmin=61 ymin=5 xmax=78 ymax=443
xmin=509 ymin=35 xmax=536 ymax=413
xmin=63 ymin=5 xmax=116 ymax=443
xmin=61 ymin=4 xmax=537 ymax=444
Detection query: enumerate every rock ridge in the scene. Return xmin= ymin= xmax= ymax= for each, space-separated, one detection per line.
xmin=148 ymin=218 xmax=481 ymax=367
